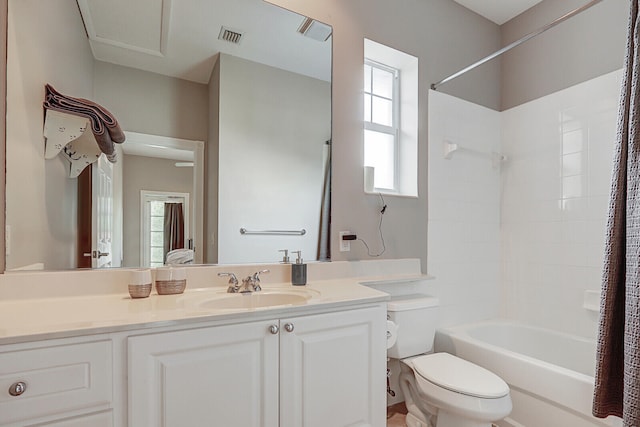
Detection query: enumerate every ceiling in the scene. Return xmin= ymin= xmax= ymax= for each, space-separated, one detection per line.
xmin=75 ymin=0 xmax=544 ymax=87
xmin=453 ymin=0 xmax=546 ymax=25
xmin=76 ymin=0 xmax=332 ymax=85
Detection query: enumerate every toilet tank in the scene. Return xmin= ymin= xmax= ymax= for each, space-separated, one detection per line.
xmin=387 ymin=294 xmax=439 ymax=359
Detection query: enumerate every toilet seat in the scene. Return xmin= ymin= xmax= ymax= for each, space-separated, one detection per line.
xmin=412 ymin=353 xmax=509 ymax=398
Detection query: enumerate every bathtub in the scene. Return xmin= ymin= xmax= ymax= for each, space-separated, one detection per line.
xmin=434 ymin=320 xmax=622 ymax=427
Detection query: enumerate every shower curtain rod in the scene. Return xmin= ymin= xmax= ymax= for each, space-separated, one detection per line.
xmin=430 ymin=0 xmax=604 ymax=91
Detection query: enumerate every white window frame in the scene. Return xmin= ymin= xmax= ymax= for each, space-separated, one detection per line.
xmin=140 ymin=190 xmax=190 ymax=267
xmin=364 ymin=59 xmax=401 ymax=193
xmin=364 ymin=38 xmax=419 ymax=198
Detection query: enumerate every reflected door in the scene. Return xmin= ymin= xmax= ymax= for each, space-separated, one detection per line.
xmin=77 ymin=155 xmax=113 ymax=269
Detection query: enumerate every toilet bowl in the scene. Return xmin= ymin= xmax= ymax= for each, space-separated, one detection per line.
xmin=386 ymin=294 xmax=512 ymax=427
xmin=399 ymin=353 xmax=512 ymax=427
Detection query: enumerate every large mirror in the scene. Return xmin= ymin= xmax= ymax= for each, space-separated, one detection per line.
xmin=6 ymin=0 xmax=332 ymax=271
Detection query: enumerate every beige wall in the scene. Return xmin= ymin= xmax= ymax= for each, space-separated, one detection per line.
xmin=93 ymin=61 xmax=209 ymax=142
xmin=122 ymin=155 xmax=194 ymax=267
xmin=6 ymin=0 xmax=94 ymax=270
xmin=501 ymin=0 xmax=628 ymax=110
xmin=266 ymin=0 xmax=502 ymax=271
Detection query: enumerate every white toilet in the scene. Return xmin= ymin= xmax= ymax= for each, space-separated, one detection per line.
xmin=387 ymin=294 xmax=512 ymax=427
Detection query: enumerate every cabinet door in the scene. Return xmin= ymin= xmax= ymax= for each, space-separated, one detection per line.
xmin=129 ymin=320 xmax=279 ymax=427
xmin=279 ymin=305 xmax=387 ymax=427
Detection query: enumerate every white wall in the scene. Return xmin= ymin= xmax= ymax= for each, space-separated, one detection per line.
xmin=216 ymin=54 xmax=330 ymax=264
xmin=501 ymin=70 xmax=621 ymax=338
xmin=427 ymin=90 xmax=502 ymax=327
xmin=6 ymin=0 xmax=94 ymax=270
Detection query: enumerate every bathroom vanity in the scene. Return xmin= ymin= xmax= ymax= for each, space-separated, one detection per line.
xmin=0 ymin=260 xmax=423 ymax=427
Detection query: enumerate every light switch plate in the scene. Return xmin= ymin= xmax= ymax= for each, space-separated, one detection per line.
xmin=339 ymin=231 xmax=351 ymax=252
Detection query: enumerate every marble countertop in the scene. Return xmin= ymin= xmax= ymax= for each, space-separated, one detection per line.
xmin=0 ymin=277 xmax=396 ymax=345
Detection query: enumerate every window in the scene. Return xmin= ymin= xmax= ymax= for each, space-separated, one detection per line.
xmin=140 ymin=191 xmax=190 ymax=267
xmin=364 ymin=60 xmax=399 ymax=191
xmin=364 ymin=39 xmax=418 ymax=197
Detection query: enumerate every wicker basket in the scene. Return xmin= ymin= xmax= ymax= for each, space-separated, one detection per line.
xmin=156 ymin=279 xmax=187 ymax=295
xmin=128 ymin=283 xmax=152 ymax=299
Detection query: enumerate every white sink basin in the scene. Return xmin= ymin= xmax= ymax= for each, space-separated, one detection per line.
xmin=194 ymin=289 xmax=319 ymax=311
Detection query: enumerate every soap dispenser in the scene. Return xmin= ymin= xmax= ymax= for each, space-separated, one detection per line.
xmin=291 ymin=250 xmax=307 ymax=286
xmin=279 ymin=249 xmax=290 ymax=263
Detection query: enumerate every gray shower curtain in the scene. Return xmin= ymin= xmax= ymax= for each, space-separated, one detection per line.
xmin=593 ymin=1 xmax=640 ymax=424
xmin=317 ymin=140 xmax=331 ymax=261
xmin=163 ymin=203 xmax=185 ymax=263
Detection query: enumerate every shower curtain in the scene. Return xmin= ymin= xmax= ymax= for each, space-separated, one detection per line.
xmin=317 ymin=140 xmax=331 ymax=261
xmin=593 ymin=1 xmax=640 ymax=424
xmin=163 ymin=203 xmax=185 ymax=263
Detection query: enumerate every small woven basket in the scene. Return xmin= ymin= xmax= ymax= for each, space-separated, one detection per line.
xmin=128 ymin=283 xmax=152 ymax=299
xmin=156 ymin=279 xmax=187 ymax=295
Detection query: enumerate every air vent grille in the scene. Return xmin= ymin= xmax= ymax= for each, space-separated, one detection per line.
xmin=218 ymin=27 xmax=243 ymax=44
xmin=297 ymin=17 xmax=332 ymax=42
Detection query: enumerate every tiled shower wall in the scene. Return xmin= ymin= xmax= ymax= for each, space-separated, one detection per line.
xmin=428 ymin=90 xmax=502 ymax=327
xmin=501 ymin=70 xmax=621 ymax=339
xmin=428 ymin=70 xmax=621 ymax=337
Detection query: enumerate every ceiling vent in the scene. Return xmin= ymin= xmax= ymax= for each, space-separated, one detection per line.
xmin=218 ymin=27 xmax=244 ymax=44
xmin=297 ymin=17 xmax=332 ymax=42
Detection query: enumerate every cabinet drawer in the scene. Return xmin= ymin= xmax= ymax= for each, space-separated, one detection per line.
xmin=0 ymin=340 xmax=112 ymax=425
xmin=27 ymin=411 xmax=113 ymax=427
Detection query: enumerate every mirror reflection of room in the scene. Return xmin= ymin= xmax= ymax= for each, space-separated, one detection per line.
xmin=6 ymin=0 xmax=332 ymax=271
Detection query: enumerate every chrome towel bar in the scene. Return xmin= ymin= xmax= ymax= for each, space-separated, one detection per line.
xmin=239 ymin=228 xmax=306 ymax=236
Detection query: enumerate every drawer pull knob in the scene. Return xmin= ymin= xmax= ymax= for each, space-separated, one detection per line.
xmin=9 ymin=381 xmax=26 ymax=396
xmin=284 ymin=323 xmax=294 ymax=333
xmin=269 ymin=324 xmax=279 ymax=334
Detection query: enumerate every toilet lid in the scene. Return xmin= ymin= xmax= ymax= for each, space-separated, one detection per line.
xmin=412 ymin=353 xmax=509 ymax=399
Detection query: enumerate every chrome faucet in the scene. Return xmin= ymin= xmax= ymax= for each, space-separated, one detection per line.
xmin=248 ymin=269 xmax=269 ymax=292
xmin=219 ymin=270 xmax=270 ymax=293
xmin=218 ymin=272 xmax=240 ymax=293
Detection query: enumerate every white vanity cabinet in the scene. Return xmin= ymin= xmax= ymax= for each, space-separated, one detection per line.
xmin=128 ymin=304 xmax=386 ymax=427
xmin=129 ymin=319 xmax=280 ymax=427
xmin=0 ymin=340 xmax=113 ymax=427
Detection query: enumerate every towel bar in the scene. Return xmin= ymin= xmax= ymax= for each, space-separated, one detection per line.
xmin=239 ymin=228 xmax=306 ymax=236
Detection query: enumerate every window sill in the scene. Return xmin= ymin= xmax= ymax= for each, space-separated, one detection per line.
xmin=365 ymin=190 xmax=418 ymax=199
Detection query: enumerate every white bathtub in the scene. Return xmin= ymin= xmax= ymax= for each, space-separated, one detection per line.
xmin=434 ymin=320 xmax=622 ymax=427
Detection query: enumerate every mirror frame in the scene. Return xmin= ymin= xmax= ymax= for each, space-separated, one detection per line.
xmin=1 ymin=0 xmax=7 ymax=273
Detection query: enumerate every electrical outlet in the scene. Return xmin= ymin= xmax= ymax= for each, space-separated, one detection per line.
xmin=339 ymin=231 xmax=351 ymax=252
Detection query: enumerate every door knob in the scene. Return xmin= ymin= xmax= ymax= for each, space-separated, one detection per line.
xmin=269 ymin=324 xmax=279 ymax=334
xmin=8 ymin=381 xmax=26 ymax=397
xmin=284 ymin=323 xmax=294 ymax=333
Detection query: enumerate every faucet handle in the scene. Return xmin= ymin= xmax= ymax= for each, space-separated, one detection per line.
xmin=252 ymin=269 xmax=270 ymax=291
xmin=218 ymin=272 xmax=238 ymax=284
xmin=218 ymin=272 xmax=239 ymax=292
xmin=253 ymin=269 xmax=270 ymax=281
